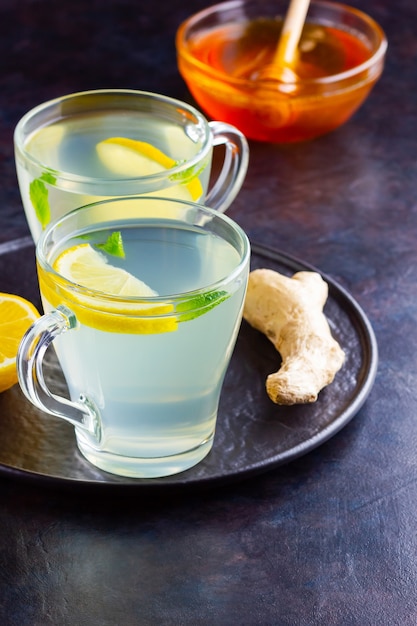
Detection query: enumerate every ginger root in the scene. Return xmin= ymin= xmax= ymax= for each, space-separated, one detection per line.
xmin=243 ymin=269 xmax=345 ymax=405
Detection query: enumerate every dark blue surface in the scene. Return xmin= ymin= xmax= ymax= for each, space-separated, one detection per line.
xmin=1 ymin=1 xmax=417 ymax=624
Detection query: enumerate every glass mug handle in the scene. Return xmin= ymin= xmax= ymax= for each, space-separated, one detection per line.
xmin=205 ymin=121 xmax=249 ymax=213
xmin=17 ymin=305 xmax=101 ymax=441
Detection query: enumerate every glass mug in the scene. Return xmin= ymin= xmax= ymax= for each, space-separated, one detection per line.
xmin=17 ymin=196 xmax=250 ymax=478
xmin=14 ymin=89 xmax=249 ymax=242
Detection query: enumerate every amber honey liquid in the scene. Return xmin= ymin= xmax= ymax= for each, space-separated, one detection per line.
xmin=197 ymin=20 xmax=369 ymax=80
xmin=183 ymin=18 xmax=374 ymax=142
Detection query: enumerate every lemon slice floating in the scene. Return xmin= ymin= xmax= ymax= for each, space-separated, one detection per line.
xmin=54 ymin=244 xmax=157 ymax=298
xmin=96 ymin=137 xmax=204 ymax=201
xmin=39 ymin=244 xmax=177 ymax=334
xmin=0 ymin=293 xmax=40 ymax=393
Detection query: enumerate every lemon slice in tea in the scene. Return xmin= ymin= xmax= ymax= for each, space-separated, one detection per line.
xmin=55 ymin=243 xmax=158 ymax=297
xmin=96 ymin=137 xmax=203 ymax=201
xmin=42 ymin=244 xmax=177 ymax=334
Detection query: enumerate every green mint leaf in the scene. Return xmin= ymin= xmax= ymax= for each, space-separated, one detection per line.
xmin=96 ymin=231 xmax=125 ymax=258
xmin=169 ymin=161 xmax=207 ymax=184
xmin=176 ymin=290 xmax=229 ymax=322
xmin=29 ymin=173 xmax=57 ymax=229
xmin=40 ymin=172 xmax=57 ymax=185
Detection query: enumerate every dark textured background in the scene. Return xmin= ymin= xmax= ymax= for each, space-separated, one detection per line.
xmin=1 ymin=1 xmax=417 ymax=624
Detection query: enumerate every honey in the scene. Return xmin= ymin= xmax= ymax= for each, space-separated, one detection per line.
xmin=180 ymin=17 xmax=377 ymax=142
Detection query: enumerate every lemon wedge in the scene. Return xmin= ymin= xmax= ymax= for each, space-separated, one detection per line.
xmin=39 ymin=244 xmax=177 ymax=334
xmin=0 ymin=293 xmax=40 ymax=392
xmin=96 ymin=137 xmax=204 ymax=201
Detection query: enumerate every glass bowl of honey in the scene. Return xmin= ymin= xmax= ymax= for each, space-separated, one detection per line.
xmin=176 ymin=0 xmax=387 ymax=143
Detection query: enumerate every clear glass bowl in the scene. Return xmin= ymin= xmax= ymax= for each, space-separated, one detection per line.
xmin=176 ymin=0 xmax=387 ymax=143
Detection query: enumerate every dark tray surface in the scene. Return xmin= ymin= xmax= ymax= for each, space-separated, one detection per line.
xmin=0 ymin=240 xmax=378 ymax=492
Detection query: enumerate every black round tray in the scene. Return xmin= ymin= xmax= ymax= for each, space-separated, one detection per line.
xmin=0 ymin=239 xmax=378 ymax=492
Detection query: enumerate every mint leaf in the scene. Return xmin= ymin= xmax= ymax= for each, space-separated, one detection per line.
xmin=29 ymin=173 xmax=56 ymax=229
xmin=177 ymin=290 xmax=229 ymax=321
xmin=96 ymin=231 xmax=125 ymax=258
xmin=169 ymin=161 xmax=207 ymax=184
xmin=41 ymin=172 xmax=56 ymax=185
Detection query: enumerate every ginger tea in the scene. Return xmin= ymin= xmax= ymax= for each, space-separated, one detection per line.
xmin=15 ymin=108 xmax=210 ymax=241
xmin=37 ymin=214 xmax=249 ymax=478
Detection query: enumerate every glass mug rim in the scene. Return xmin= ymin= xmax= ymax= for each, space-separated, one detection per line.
xmin=14 ymin=88 xmax=214 ymax=188
xmin=37 ymin=195 xmax=251 ymax=313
